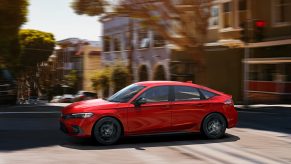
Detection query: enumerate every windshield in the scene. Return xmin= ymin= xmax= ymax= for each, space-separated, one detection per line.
xmin=107 ymin=84 xmax=146 ymax=103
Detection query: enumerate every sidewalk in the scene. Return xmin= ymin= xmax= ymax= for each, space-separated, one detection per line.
xmin=235 ymin=104 xmax=291 ymax=108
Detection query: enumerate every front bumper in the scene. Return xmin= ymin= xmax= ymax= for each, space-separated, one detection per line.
xmin=59 ymin=117 xmax=96 ymax=138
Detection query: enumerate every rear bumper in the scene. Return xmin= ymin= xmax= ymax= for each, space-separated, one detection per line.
xmin=227 ymin=106 xmax=238 ymax=128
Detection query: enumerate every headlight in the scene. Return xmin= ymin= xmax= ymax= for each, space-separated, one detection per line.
xmin=63 ymin=113 xmax=94 ymax=119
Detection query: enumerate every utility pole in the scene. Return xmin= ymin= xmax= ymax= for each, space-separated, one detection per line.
xmin=127 ymin=18 xmax=134 ymax=83
xmin=243 ymin=19 xmax=251 ymax=107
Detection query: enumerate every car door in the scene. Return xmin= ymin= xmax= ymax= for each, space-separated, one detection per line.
xmin=127 ymin=86 xmax=171 ymax=134
xmin=171 ymin=86 xmax=209 ymax=131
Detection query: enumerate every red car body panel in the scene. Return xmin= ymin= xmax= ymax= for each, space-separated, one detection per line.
xmin=127 ymin=101 xmax=172 ymax=135
xmin=60 ymin=81 xmax=238 ymax=138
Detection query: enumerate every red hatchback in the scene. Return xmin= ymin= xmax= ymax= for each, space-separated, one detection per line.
xmin=60 ymin=81 xmax=238 ymax=145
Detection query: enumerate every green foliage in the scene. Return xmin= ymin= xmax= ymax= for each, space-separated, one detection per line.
xmin=91 ymin=65 xmax=129 ymax=97
xmin=91 ymin=68 xmax=110 ymax=98
xmin=19 ymin=29 xmax=56 ymax=68
xmin=64 ymin=70 xmax=78 ymax=88
xmin=111 ymin=65 xmax=129 ymax=93
xmin=0 ymin=0 xmax=28 ymax=67
xmin=71 ymin=0 xmax=105 ymax=16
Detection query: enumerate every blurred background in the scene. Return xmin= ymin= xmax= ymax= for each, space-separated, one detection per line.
xmin=1 ymin=1 xmax=291 ymax=164
xmin=1 ymin=0 xmax=291 ymax=105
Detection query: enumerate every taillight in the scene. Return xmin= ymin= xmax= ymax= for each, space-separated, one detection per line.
xmin=224 ymin=99 xmax=233 ymax=105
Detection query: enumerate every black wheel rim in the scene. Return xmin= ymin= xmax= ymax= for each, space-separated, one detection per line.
xmin=98 ymin=121 xmax=118 ymax=143
xmin=207 ymin=118 xmax=224 ymax=136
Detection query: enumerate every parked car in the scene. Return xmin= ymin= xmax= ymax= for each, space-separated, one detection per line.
xmin=0 ymin=68 xmax=17 ymax=105
xmin=50 ymin=96 xmax=62 ymax=103
xmin=27 ymin=96 xmax=38 ymax=104
xmin=60 ymin=81 xmax=238 ymax=145
xmin=37 ymin=95 xmax=48 ymax=104
xmin=73 ymin=91 xmax=97 ymax=102
xmin=60 ymin=94 xmax=74 ymax=103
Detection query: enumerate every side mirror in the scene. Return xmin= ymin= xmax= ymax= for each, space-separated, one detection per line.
xmin=134 ymin=97 xmax=147 ymax=107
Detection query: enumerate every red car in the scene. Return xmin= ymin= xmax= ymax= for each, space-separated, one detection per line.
xmin=60 ymin=81 xmax=238 ymax=145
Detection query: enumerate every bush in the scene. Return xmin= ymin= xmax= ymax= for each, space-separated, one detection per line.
xmin=111 ymin=66 xmax=129 ymax=93
xmin=91 ymin=68 xmax=110 ymax=98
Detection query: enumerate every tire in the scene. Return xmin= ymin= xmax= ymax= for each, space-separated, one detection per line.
xmin=93 ymin=117 xmax=122 ymax=145
xmin=201 ymin=113 xmax=226 ymax=139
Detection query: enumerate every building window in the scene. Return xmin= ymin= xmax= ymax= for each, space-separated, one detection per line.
xmin=239 ymin=0 xmax=247 ymax=26
xmin=208 ymin=5 xmax=219 ymax=29
xmin=113 ymin=36 xmax=121 ymax=51
xmin=153 ymin=32 xmax=166 ymax=47
xmin=222 ymin=2 xmax=232 ymax=28
xmin=125 ymin=32 xmax=131 ymax=50
xmin=249 ymin=64 xmax=277 ymax=81
xmin=138 ymin=29 xmax=149 ymax=49
xmin=103 ymin=36 xmax=111 ymax=52
xmin=273 ymin=0 xmax=291 ymax=25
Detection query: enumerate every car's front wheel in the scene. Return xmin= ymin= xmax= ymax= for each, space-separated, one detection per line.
xmin=93 ymin=117 xmax=122 ymax=145
xmin=201 ymin=113 xmax=226 ymax=139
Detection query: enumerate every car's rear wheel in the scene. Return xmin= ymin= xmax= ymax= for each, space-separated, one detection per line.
xmin=93 ymin=117 xmax=122 ymax=145
xmin=201 ymin=113 xmax=226 ymax=139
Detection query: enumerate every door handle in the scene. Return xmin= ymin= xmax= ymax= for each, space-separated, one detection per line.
xmin=193 ymin=104 xmax=205 ymax=107
xmin=160 ymin=105 xmax=170 ymax=109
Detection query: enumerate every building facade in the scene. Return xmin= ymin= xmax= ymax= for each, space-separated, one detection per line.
xmin=100 ymin=16 xmax=195 ymax=83
xmin=77 ymin=45 xmax=102 ymax=92
xmin=203 ymin=0 xmax=291 ymax=103
xmin=100 ymin=0 xmax=291 ymax=103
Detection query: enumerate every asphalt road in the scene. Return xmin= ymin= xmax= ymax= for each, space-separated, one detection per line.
xmin=0 ymin=103 xmax=291 ymax=164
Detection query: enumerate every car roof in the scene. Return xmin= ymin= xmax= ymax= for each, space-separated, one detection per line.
xmin=135 ymin=81 xmax=199 ymax=87
xmin=135 ymin=81 xmax=225 ymax=96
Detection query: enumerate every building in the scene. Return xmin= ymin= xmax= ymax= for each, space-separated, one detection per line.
xmin=202 ymin=0 xmax=291 ymax=103
xmin=100 ymin=0 xmax=291 ymax=103
xmin=100 ymin=16 xmax=195 ymax=83
xmin=55 ymin=38 xmax=88 ymax=93
xmin=76 ymin=45 xmax=102 ymax=92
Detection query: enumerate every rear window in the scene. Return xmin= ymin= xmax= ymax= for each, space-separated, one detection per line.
xmin=174 ymin=86 xmax=202 ymax=101
xmin=200 ymin=89 xmax=217 ymax=99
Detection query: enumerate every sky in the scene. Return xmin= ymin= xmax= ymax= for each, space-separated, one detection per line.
xmin=22 ymin=0 xmax=102 ymax=41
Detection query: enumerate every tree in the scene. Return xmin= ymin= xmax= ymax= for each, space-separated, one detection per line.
xmin=0 ymin=0 xmax=28 ymax=67
xmin=71 ymin=0 xmax=211 ymax=84
xmin=64 ymin=70 xmax=78 ymax=93
xmin=111 ymin=65 xmax=129 ymax=93
xmin=18 ymin=29 xmax=55 ymax=96
xmin=91 ymin=68 xmax=111 ymax=98
xmin=19 ymin=29 xmax=56 ymax=68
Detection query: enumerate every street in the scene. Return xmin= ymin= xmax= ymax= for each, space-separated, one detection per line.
xmin=0 ymin=104 xmax=291 ymax=164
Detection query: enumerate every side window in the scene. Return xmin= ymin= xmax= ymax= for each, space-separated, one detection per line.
xmin=200 ymin=89 xmax=217 ymax=99
xmin=174 ymin=86 xmax=201 ymax=101
xmin=138 ymin=86 xmax=169 ymax=102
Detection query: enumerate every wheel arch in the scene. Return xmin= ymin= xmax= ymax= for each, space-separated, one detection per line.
xmin=91 ymin=116 xmax=125 ymax=137
xmin=200 ymin=112 xmax=228 ymax=131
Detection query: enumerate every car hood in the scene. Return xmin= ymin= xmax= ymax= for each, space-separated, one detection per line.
xmin=62 ymin=99 xmax=119 ymax=114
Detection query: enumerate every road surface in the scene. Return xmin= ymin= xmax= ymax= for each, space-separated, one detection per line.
xmin=0 ymin=103 xmax=290 ymax=164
